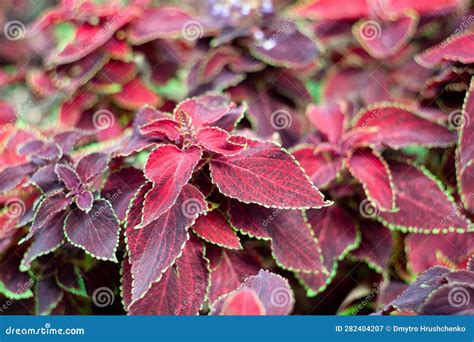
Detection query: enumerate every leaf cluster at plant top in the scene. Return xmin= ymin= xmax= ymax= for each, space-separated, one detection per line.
xmin=0 ymin=0 xmax=473 ymax=315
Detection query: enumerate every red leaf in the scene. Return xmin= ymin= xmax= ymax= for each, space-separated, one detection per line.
xmin=128 ymin=7 xmax=204 ymax=44
xmin=101 ymin=167 xmax=146 ymax=221
xmin=292 ymin=145 xmax=344 ymax=188
xmin=141 ymin=145 xmax=202 ymax=227
xmin=76 ymin=152 xmax=109 ymax=183
xmin=48 ymin=10 xmax=140 ymax=65
xmin=379 ymin=161 xmax=471 ymax=233
xmin=349 ymin=103 xmax=457 ymax=148
xmin=0 ymin=163 xmax=37 ymax=194
xmin=210 ymin=140 xmax=329 ymax=208
xmin=192 ymin=211 xmax=241 ymax=249
xmin=174 ymin=94 xmax=234 ymax=129
xmin=139 ymin=118 xmax=181 ymax=141
xmin=230 ymin=201 xmax=326 ymax=273
xmin=416 ymin=31 xmax=474 ymax=68
xmin=196 ymin=127 xmax=245 ymax=156
xmin=457 ymin=78 xmax=474 ymax=212
xmin=298 ymin=207 xmax=359 ymax=292
xmin=406 ymin=233 xmax=474 ymax=273
xmin=207 ymin=247 xmax=261 ymax=303
xmin=211 ymin=270 xmax=294 ymax=315
xmin=112 ymin=78 xmax=161 ymax=110
xmin=126 ymin=237 xmax=210 ymax=315
xmin=64 ymin=200 xmax=120 ymax=261
xmin=126 ymin=184 xmax=206 ymax=302
xmin=353 ymin=12 xmax=418 ymax=60
xmin=292 ymin=0 xmax=369 ymax=20
xmin=346 ymin=148 xmax=396 ymax=211
xmin=219 ymin=289 xmax=266 ymax=315
xmin=306 ymin=103 xmax=345 ymax=144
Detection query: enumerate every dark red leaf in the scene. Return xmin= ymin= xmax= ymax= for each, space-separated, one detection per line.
xmin=349 ymin=103 xmax=457 ymax=149
xmin=141 ymin=145 xmax=202 ymax=226
xmin=25 ymin=193 xmax=71 ymax=241
xmin=21 ymin=212 xmax=65 ymax=271
xmin=210 ymin=140 xmax=329 ymax=208
xmin=351 ymin=222 xmax=393 ymax=273
xmin=76 ymin=190 xmax=93 ymax=212
xmin=0 ymin=254 xmax=33 ymax=299
xmin=207 ymin=247 xmax=261 ymax=303
xmin=406 ymin=233 xmax=474 ymax=273
xmin=126 ymin=236 xmax=210 ymax=315
xmin=346 ymin=148 xmax=396 ymax=211
xmin=55 ymin=164 xmax=81 ymax=191
xmin=230 ymin=201 xmax=326 ymax=273
xmin=101 ymin=167 xmax=146 ymax=221
xmin=416 ymin=32 xmax=474 ymax=68
xmin=126 ymin=184 xmax=206 ymax=302
xmin=378 ymin=161 xmax=470 ymax=233
xmin=76 ymin=152 xmax=109 ymax=183
xmin=64 ymin=200 xmax=120 ymax=261
xmin=192 ymin=211 xmax=241 ymax=249
xmin=292 ymin=145 xmax=344 ymax=188
xmin=298 ymin=207 xmax=359 ymax=293
xmin=457 ymin=78 xmax=474 ymax=212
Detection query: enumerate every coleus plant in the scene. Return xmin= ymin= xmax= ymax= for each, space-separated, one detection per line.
xmin=120 ymin=93 xmax=331 ymax=313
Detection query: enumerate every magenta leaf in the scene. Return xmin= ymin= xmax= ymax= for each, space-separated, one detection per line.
xmin=101 ymin=167 xmax=146 ymax=221
xmin=211 ymin=270 xmax=294 ymax=315
xmin=76 ymin=152 xmax=109 ymax=183
xmin=230 ymin=201 xmax=326 ymax=273
xmin=378 ymin=161 xmax=471 ymax=233
xmin=141 ymin=145 xmax=202 ymax=227
xmin=346 ymin=148 xmax=396 ymax=211
xmin=29 ymin=165 xmax=61 ymax=193
xmin=21 ymin=212 xmax=65 ymax=271
xmin=192 ymin=211 xmax=241 ymax=250
xmin=75 ymin=190 xmax=93 ymax=212
xmin=55 ymin=164 xmax=81 ymax=191
xmin=64 ymin=199 xmax=120 ymax=261
xmin=126 ymin=184 xmax=206 ymax=303
xmin=126 ymin=237 xmax=210 ymax=315
xmin=25 ymin=193 xmax=71 ymax=241
xmin=210 ymin=140 xmax=329 ymax=208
